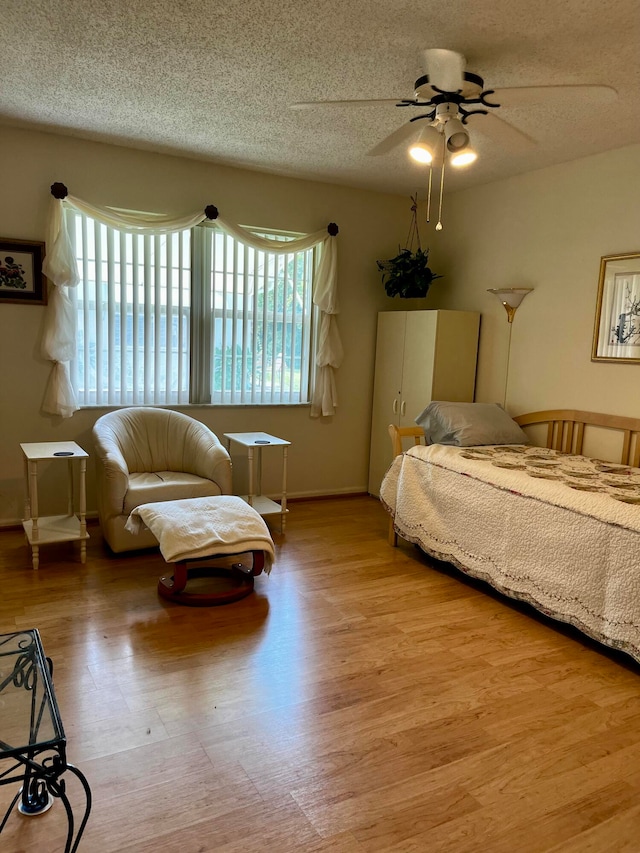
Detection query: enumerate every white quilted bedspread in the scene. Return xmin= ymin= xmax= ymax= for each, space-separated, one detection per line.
xmin=380 ymin=444 xmax=640 ymax=662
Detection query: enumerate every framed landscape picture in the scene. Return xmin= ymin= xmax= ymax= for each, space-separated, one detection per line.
xmin=592 ymin=251 xmax=640 ymax=363
xmin=0 ymin=238 xmax=47 ymax=305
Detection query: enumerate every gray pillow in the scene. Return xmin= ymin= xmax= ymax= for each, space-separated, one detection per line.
xmin=415 ymin=401 xmax=529 ymax=446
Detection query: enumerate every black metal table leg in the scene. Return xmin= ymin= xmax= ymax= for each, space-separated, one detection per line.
xmin=0 ymin=631 xmax=93 ymax=852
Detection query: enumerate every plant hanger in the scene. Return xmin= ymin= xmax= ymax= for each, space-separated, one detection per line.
xmin=377 ymin=194 xmax=442 ymax=299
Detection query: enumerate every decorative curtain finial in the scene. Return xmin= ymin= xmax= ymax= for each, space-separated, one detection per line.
xmin=51 ymin=182 xmax=68 ymax=199
xmin=327 ymin=222 xmax=339 ymax=236
xmin=204 ymin=205 xmax=219 ymax=220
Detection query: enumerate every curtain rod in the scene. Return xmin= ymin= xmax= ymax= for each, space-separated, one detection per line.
xmin=50 ymin=184 xmax=339 ymax=234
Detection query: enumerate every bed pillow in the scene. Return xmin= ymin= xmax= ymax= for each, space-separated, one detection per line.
xmin=415 ymin=401 xmax=529 ymax=446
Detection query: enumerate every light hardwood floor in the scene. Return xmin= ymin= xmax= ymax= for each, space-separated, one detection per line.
xmin=1 ymin=496 xmax=640 ymax=852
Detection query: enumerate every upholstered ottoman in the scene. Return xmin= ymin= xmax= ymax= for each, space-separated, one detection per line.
xmin=125 ymin=495 xmax=275 ymax=606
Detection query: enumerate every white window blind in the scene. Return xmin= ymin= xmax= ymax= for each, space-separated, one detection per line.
xmin=68 ymin=213 xmax=191 ymax=406
xmin=192 ymin=226 xmax=314 ymax=405
xmin=68 ymin=210 xmax=315 ymax=407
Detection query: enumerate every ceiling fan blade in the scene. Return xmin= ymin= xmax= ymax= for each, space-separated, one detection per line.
xmin=367 ymin=122 xmax=421 ymax=156
xmin=473 ymin=113 xmax=538 ymax=152
xmin=422 ymin=48 xmax=465 ymax=92
xmin=490 ymin=84 xmax=618 ymax=107
xmin=290 ymin=98 xmax=409 ymax=110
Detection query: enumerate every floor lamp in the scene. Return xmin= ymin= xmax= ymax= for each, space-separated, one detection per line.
xmin=487 ymin=287 xmax=533 ymax=408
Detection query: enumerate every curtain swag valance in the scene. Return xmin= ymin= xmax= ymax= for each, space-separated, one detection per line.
xmin=42 ymin=183 xmax=342 ymax=418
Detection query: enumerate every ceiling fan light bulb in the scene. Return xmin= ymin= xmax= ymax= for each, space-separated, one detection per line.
xmin=409 ymin=142 xmax=433 ymax=164
xmin=450 ymin=148 xmax=477 ymax=167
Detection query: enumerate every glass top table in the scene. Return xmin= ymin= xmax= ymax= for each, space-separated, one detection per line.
xmin=0 ymin=629 xmax=91 ymax=852
xmin=0 ymin=630 xmax=63 ymax=756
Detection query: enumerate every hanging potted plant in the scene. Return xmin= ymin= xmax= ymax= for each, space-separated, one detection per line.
xmin=377 ymin=194 xmax=442 ymax=298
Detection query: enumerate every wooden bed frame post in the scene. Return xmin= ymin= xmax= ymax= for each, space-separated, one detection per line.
xmin=386 ymin=424 xmax=426 ymax=547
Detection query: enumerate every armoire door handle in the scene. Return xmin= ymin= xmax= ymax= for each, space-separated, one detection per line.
xmin=401 ymin=400 xmax=406 ymax=416
xmin=392 ymin=399 xmax=398 ymax=414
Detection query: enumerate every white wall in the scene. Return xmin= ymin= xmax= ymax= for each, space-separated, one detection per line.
xmin=4 ymin=125 xmax=637 ymax=528
xmin=429 ymin=144 xmax=640 ymax=418
xmin=0 ymin=126 xmax=412 ymax=525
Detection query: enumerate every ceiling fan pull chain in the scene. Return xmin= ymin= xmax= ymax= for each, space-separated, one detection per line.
xmin=435 ymin=133 xmax=446 ymax=231
xmin=425 ymin=164 xmax=433 ymax=224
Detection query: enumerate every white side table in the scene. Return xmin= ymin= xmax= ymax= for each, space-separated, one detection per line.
xmin=20 ymin=441 xmax=89 ymax=570
xmin=223 ymin=432 xmax=290 ymax=533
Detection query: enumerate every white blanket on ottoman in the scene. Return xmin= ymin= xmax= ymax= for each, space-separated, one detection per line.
xmin=125 ymin=495 xmax=275 ymax=571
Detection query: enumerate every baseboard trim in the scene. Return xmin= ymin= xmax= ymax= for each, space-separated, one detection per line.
xmin=0 ymin=494 xmax=374 ymax=531
xmin=0 ymin=513 xmax=100 ymax=532
xmin=287 ymin=492 xmax=370 ymax=503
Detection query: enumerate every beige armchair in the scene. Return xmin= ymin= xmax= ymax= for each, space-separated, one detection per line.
xmin=92 ymin=407 xmax=232 ymax=553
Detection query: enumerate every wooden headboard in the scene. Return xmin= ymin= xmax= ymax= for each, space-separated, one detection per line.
xmin=514 ymin=410 xmax=640 ymax=466
xmin=388 ymin=409 xmax=640 ymax=466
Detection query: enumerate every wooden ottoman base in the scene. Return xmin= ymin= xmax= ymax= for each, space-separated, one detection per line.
xmin=158 ymin=551 xmax=266 ymax=607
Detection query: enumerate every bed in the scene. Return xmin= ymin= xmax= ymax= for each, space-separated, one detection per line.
xmin=380 ymin=407 xmax=640 ymax=663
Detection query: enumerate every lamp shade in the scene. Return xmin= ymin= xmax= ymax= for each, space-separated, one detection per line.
xmin=487 ymin=287 xmax=533 ymax=323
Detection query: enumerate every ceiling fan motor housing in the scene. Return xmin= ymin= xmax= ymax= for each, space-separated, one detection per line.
xmin=414 ymin=71 xmax=485 ymax=101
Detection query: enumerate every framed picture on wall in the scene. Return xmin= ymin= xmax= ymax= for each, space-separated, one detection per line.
xmin=592 ymin=251 xmax=640 ymax=363
xmin=0 ymin=238 xmax=47 ymax=305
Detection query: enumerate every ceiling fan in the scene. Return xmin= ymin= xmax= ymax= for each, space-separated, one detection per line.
xmin=292 ymin=48 xmax=617 ymax=229
xmin=292 ymin=48 xmax=617 ymax=158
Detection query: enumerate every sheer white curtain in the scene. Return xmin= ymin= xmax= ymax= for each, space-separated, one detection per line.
xmin=41 ymin=187 xmax=341 ymax=418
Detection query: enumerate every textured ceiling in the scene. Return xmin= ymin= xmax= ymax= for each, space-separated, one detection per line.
xmin=3 ymin=0 xmax=640 ymax=195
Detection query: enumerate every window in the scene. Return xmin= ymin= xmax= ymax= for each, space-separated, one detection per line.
xmin=68 ymin=211 xmax=316 ymax=406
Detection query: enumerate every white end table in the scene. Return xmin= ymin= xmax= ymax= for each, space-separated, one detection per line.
xmin=20 ymin=441 xmax=89 ymax=570
xmin=223 ymin=432 xmax=290 ymax=533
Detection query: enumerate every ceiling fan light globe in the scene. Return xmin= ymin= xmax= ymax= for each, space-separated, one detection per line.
xmin=408 ymin=124 xmax=440 ymax=164
xmin=447 ymin=133 xmax=469 ymax=152
xmin=444 ymin=117 xmax=470 ymax=152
